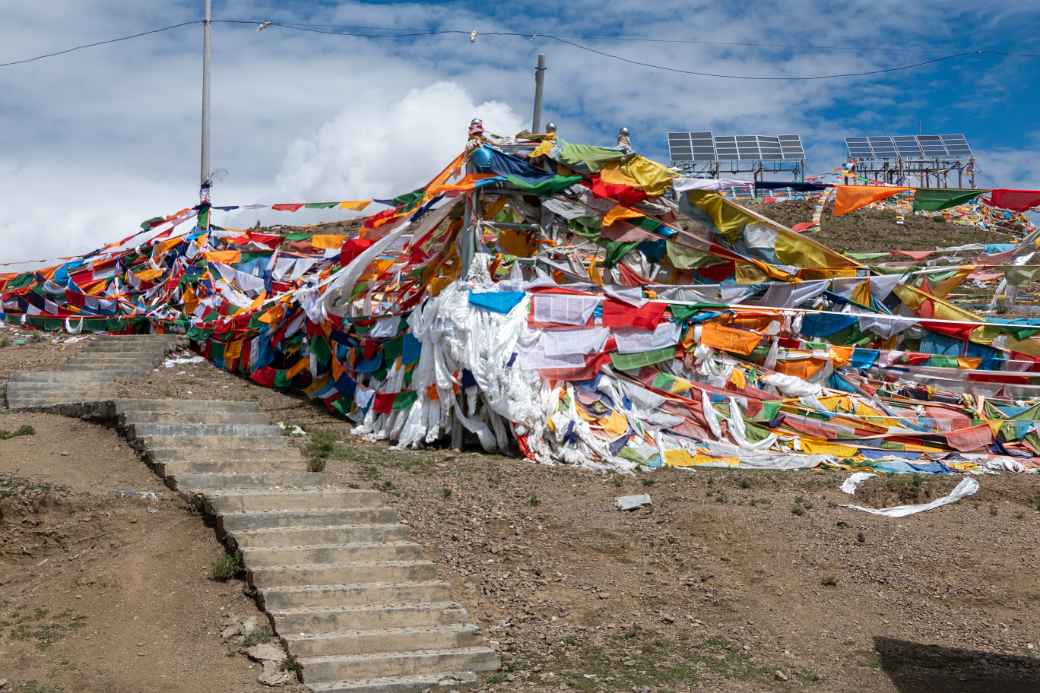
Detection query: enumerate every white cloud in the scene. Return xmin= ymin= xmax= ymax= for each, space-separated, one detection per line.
xmin=274 ymin=81 xmax=524 ymax=200
xmin=0 ymin=0 xmax=1036 ymax=268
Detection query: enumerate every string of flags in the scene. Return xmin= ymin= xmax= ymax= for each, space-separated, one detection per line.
xmin=4 ymin=122 xmax=1040 ymax=479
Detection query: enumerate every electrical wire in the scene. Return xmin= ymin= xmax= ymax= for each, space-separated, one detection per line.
xmin=0 ymin=20 xmax=201 ymax=68
xmin=1 ymin=17 xmax=1036 ymax=81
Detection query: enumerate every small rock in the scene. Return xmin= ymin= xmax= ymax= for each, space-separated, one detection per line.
xmin=221 ymin=623 xmax=241 ymax=640
xmin=0 ymin=678 xmax=9 ymax=690
xmin=245 ymin=643 xmax=286 ymax=663
xmin=60 ymin=451 xmax=70 ymax=457
xmin=258 ymin=660 xmax=292 ymax=686
xmin=660 ymin=613 xmax=675 ymax=624
xmin=240 ymin=616 xmax=259 ymax=637
xmin=775 ymin=670 xmax=789 ymax=681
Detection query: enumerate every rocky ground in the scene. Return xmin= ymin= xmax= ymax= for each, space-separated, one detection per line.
xmin=2 ymin=204 xmax=1039 ymax=692
xmin=0 ymin=409 xmax=306 ymax=693
xmin=743 ymin=198 xmax=1020 ymax=253
xmin=107 ymin=350 xmax=1040 ymax=693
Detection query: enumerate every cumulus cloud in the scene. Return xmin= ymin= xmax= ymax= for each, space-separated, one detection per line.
xmin=274 ymin=81 xmax=524 ymax=200
xmin=1 ymin=0 xmax=1036 ymax=267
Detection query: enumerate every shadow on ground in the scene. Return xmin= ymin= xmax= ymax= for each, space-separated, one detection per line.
xmin=876 ymin=636 xmax=1040 ymax=693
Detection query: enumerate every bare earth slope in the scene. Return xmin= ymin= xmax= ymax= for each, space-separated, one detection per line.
xmin=108 ymin=349 xmax=1040 ymax=693
xmin=0 ymin=408 xmax=305 ymax=693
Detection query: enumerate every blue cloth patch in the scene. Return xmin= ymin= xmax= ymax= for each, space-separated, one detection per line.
xmin=356 ymin=352 xmax=383 ymax=374
xmin=402 ymin=333 xmax=421 ymax=365
xmin=801 ymin=313 xmax=858 ymax=337
xmin=468 ymin=290 xmax=525 ymax=314
xmin=920 ymin=332 xmax=961 ymax=356
xmin=850 ymin=348 xmax=879 ymax=369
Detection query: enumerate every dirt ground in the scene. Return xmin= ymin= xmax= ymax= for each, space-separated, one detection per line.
xmin=0 ymin=329 xmax=94 ymax=382
xmin=746 ymin=199 xmax=1020 ymax=253
xmin=114 ymin=352 xmax=1040 ymax=693
xmin=0 ymin=409 xmax=305 ymax=693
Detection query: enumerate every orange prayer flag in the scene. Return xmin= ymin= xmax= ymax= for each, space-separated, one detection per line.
xmin=699 ymin=322 xmax=763 ymax=355
xmin=602 ymin=204 xmax=644 ymax=227
xmin=310 ymin=234 xmax=348 ymax=250
xmin=832 ymin=185 xmax=911 ymax=217
xmin=427 ymin=172 xmax=498 ymax=196
xmin=203 ymin=250 xmax=241 ymax=264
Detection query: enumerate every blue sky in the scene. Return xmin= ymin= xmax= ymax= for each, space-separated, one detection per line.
xmin=2 ymin=0 xmax=1039 ymax=263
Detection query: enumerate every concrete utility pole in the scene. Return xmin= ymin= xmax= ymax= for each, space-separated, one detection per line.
xmin=200 ymin=0 xmax=212 ymax=200
xmin=531 ymin=54 xmax=546 ymax=133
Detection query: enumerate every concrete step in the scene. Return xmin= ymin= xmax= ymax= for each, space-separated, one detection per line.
xmin=121 ymin=411 xmax=271 ymax=425
xmin=259 ymin=581 xmax=452 ymax=611
xmin=127 ymin=422 xmax=284 ymax=437
xmin=271 ymin=602 xmax=466 ymax=634
xmin=170 ymin=471 xmax=329 ymax=491
xmin=8 ymin=372 xmax=118 ymax=384
xmin=285 ymin=623 xmax=482 ymax=658
xmin=207 ymin=489 xmax=384 ymax=513
xmin=88 ymin=338 xmax=181 ymax=348
xmin=234 ymin=524 xmax=411 ymax=550
xmin=148 ymin=447 xmax=306 ymax=463
xmin=115 ymin=399 xmax=259 ymax=413
xmin=7 ymin=393 xmax=116 ymax=408
xmin=307 ymin=671 xmax=479 ymax=693
xmin=157 ymin=458 xmax=312 ymax=478
xmin=6 ymin=382 xmax=118 ymax=393
xmin=67 ymin=353 xmax=164 ymax=361
xmin=242 ymin=542 xmax=424 ymax=567
xmin=251 ymin=560 xmax=438 ymax=588
xmin=220 ymin=508 xmax=398 ymax=532
xmin=299 ymin=648 xmax=499 ymax=683
xmin=134 ymin=434 xmax=299 ymax=450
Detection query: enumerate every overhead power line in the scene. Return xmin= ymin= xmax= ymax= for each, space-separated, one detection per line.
xmin=1 ymin=17 xmax=1037 ymax=78
xmin=0 ymin=20 xmax=201 ymax=68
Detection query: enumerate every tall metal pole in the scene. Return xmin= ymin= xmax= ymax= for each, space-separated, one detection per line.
xmin=200 ymin=0 xmax=212 ymax=200
xmin=531 ymin=54 xmax=545 ymax=133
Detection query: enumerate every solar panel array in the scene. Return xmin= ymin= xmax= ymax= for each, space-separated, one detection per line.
xmin=667 ymin=132 xmax=805 ymax=163
xmin=845 ymin=134 xmax=973 ymax=161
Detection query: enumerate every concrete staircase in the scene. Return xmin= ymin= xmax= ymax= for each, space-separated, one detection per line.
xmin=4 ymin=334 xmax=182 ymax=409
xmin=3 ymin=335 xmax=499 ymax=692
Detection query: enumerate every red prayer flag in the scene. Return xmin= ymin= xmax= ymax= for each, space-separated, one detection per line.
xmin=586 ymin=175 xmax=647 ymax=207
xmin=272 ymin=203 xmax=304 ymax=212
xmin=986 ymin=189 xmax=1040 ymax=213
xmin=601 ymin=299 xmax=666 ymax=331
xmin=372 ymin=391 xmax=397 ymax=415
xmin=340 ymin=238 xmax=375 ymax=266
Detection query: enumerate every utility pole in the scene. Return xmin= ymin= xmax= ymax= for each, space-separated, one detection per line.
xmin=200 ymin=0 xmax=212 ymax=202
xmin=531 ymin=54 xmax=546 ymax=133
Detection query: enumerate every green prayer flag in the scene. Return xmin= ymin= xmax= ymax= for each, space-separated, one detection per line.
xmin=393 ymin=188 xmax=424 ymax=210
xmin=505 ymin=174 xmax=583 ymax=195
xmin=666 ymin=240 xmax=716 ymax=269
xmin=912 ymin=188 xmax=984 ymax=212
xmin=304 ymin=202 xmax=339 ymax=209
xmin=609 ymin=346 xmax=675 ymax=371
xmin=604 ymin=240 xmax=639 ymax=267
xmin=556 ymin=140 xmax=627 ymax=173
xmin=567 ymin=216 xmax=601 ymax=238
xmin=309 ymin=335 xmax=331 ymax=368
xmin=392 ymin=390 xmax=418 ymax=411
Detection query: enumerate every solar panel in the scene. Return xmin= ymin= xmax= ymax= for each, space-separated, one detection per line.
xmin=844 ymin=134 xmax=974 ymax=161
xmin=667 ymin=132 xmax=695 ymax=162
xmin=777 ymin=135 xmax=805 ymax=160
xmin=690 ymin=131 xmax=716 ymax=161
xmin=667 ymin=131 xmax=805 ymax=164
